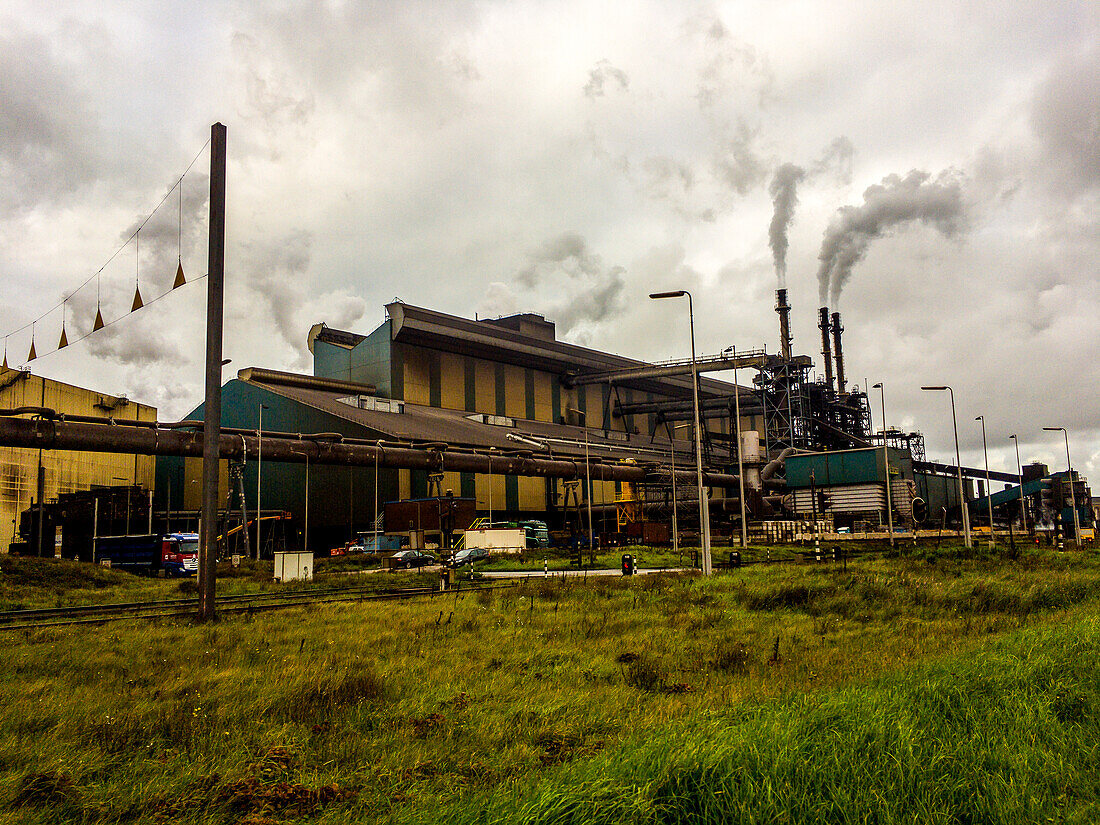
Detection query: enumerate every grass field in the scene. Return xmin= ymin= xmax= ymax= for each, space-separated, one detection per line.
xmin=0 ymin=546 xmax=1098 ymax=823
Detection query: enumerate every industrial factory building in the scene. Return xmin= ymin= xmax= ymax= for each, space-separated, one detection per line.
xmin=159 ymin=301 xmax=759 ymax=552
xmin=0 ymin=368 xmax=157 ymax=555
xmin=157 ymin=293 xmax=1091 ymax=553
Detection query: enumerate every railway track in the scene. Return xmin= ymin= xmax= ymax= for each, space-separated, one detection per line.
xmin=0 ymin=581 xmax=516 ymax=631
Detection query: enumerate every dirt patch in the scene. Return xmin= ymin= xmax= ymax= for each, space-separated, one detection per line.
xmin=411 ymin=713 xmax=446 ymax=738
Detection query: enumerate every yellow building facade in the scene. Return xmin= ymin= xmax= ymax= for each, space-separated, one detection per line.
xmin=0 ymin=369 xmax=156 ymax=552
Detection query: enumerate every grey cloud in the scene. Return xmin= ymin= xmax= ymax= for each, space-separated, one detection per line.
xmin=689 ymin=12 xmax=773 ymax=109
xmin=240 ymin=229 xmax=314 ymax=348
xmin=553 ymin=266 xmax=626 ymax=333
xmin=584 ymin=59 xmax=629 ymax=98
xmin=1031 ymin=47 xmax=1100 ymax=193
xmin=506 ymin=233 xmax=627 ymax=335
xmin=517 ymin=231 xmax=602 ymax=286
xmin=712 ymin=120 xmax=767 ymax=195
xmin=0 ymin=29 xmax=100 ymax=213
xmin=817 ymin=169 xmax=968 ymax=306
xmin=810 ymin=136 xmax=855 ymax=185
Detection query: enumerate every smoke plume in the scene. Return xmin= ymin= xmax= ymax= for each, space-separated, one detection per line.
xmin=817 ymin=169 xmax=966 ymax=305
xmin=483 ymin=232 xmax=626 ymax=338
xmin=767 ymin=163 xmax=805 ymax=287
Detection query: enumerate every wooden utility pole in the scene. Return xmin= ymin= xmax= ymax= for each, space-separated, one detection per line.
xmin=199 ymin=123 xmax=226 ymax=622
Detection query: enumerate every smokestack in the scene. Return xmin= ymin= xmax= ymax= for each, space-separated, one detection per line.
xmin=818 ymin=307 xmax=834 ymax=393
xmin=830 ymin=311 xmax=846 ymax=395
xmin=775 ymin=289 xmax=793 ymax=361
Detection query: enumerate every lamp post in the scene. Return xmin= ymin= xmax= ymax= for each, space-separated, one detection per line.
xmin=1008 ymin=434 xmax=1028 ymax=536
xmin=256 ymin=403 xmax=268 ymax=560
xmin=291 ymin=449 xmax=310 ymax=552
xmin=975 ymin=416 xmax=995 ymax=546
xmin=650 ymin=290 xmax=712 ymax=575
xmin=666 ymin=421 xmax=692 ymax=559
xmin=921 ymin=386 xmax=971 ymax=548
xmin=568 ymin=409 xmax=595 ymax=558
xmin=733 ymin=348 xmax=748 ymax=549
xmin=872 ymin=383 xmax=894 ymax=547
xmin=374 ymin=440 xmax=382 ymax=550
xmin=1043 ymin=427 xmax=1080 ymax=547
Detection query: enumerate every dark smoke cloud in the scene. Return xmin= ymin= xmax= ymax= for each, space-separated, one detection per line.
xmin=488 ymin=232 xmax=626 ymax=336
xmin=817 ymin=169 xmax=967 ymax=306
xmin=584 ymin=59 xmax=629 ymax=98
xmin=767 ymin=163 xmax=805 ymax=287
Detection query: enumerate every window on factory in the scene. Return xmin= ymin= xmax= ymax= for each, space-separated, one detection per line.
xmin=337 ymin=395 xmax=405 ymax=414
xmin=465 ymin=412 xmax=515 ymax=427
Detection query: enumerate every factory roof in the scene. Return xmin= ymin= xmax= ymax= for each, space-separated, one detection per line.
xmin=237 ymin=369 xmax=694 ymax=467
xmin=313 ymin=301 xmax=743 ymax=400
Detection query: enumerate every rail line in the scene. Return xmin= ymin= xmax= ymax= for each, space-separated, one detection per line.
xmin=0 ymin=581 xmax=517 ymax=631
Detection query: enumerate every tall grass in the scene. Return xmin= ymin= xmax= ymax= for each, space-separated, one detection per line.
xmin=0 ymin=548 xmax=1097 ymax=823
xmin=438 ymin=616 xmax=1100 ymax=824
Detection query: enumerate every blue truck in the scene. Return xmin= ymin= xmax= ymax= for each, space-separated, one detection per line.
xmin=95 ymin=533 xmax=200 ymax=577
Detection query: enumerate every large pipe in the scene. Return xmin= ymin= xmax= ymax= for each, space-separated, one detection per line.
xmin=775 ymin=289 xmax=793 ymax=361
xmin=565 ymin=351 xmax=767 ymax=387
xmin=818 ymin=307 xmax=834 ymax=393
xmin=615 ymin=393 xmax=760 ymax=417
xmin=830 ymin=311 xmax=846 ymax=395
xmin=0 ymin=416 xmax=742 ymax=488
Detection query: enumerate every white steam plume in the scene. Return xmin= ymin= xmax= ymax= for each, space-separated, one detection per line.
xmin=767 ymin=163 xmax=805 ymax=287
xmin=817 ymin=169 xmax=966 ymax=306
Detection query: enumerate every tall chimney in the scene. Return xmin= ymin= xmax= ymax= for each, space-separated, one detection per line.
xmin=775 ymin=289 xmax=793 ymax=361
xmin=830 ymin=311 xmax=846 ymax=395
xmin=818 ymin=307 xmax=834 ymax=393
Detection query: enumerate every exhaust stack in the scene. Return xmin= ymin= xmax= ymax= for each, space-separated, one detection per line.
xmin=818 ymin=307 xmax=834 ymax=393
xmin=830 ymin=311 xmax=846 ymax=395
xmin=775 ymin=289 xmax=793 ymax=361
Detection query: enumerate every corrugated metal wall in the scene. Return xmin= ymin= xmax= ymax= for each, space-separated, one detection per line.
xmin=0 ymin=369 xmax=156 ymax=552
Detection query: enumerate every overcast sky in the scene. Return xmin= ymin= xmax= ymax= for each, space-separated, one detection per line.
xmin=2 ymin=0 xmax=1097 ymax=484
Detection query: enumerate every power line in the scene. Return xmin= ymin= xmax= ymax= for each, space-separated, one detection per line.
xmin=1 ymin=138 xmax=211 ymax=346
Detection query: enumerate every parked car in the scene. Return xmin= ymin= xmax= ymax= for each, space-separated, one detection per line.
xmin=450 ymin=547 xmax=490 ymax=568
xmin=390 ymin=550 xmax=436 ymax=569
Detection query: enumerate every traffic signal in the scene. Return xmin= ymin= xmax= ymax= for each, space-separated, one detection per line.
xmin=912 ymin=497 xmax=928 ymax=524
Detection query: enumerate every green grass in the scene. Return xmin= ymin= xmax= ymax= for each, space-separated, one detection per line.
xmin=0 ymin=547 xmax=1097 ymax=823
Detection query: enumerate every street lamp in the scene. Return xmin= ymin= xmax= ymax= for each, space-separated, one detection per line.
xmin=921 ymin=386 xmax=971 ymax=548
xmin=975 ymin=416 xmax=995 ymax=546
xmin=1043 ymin=427 xmax=1080 ymax=547
xmin=650 ymin=290 xmax=712 ymax=575
xmin=291 ymin=448 xmax=310 ymax=552
xmin=568 ymin=409 xmax=595 ymax=558
xmin=256 ymin=403 xmax=268 ymax=560
xmin=666 ymin=421 xmax=692 ymax=559
xmin=1008 ymin=434 xmax=1028 ymax=536
xmin=732 ymin=348 xmax=748 ymax=549
xmin=374 ymin=440 xmax=382 ymax=551
xmin=872 ymin=383 xmax=894 ymax=547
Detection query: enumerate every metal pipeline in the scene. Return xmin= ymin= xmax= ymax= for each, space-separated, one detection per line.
xmin=830 ymin=311 xmax=846 ymax=395
xmin=818 ymin=307 xmax=834 ymax=393
xmin=0 ymin=416 xmax=741 ymax=487
xmin=761 ymin=446 xmax=797 ymax=481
